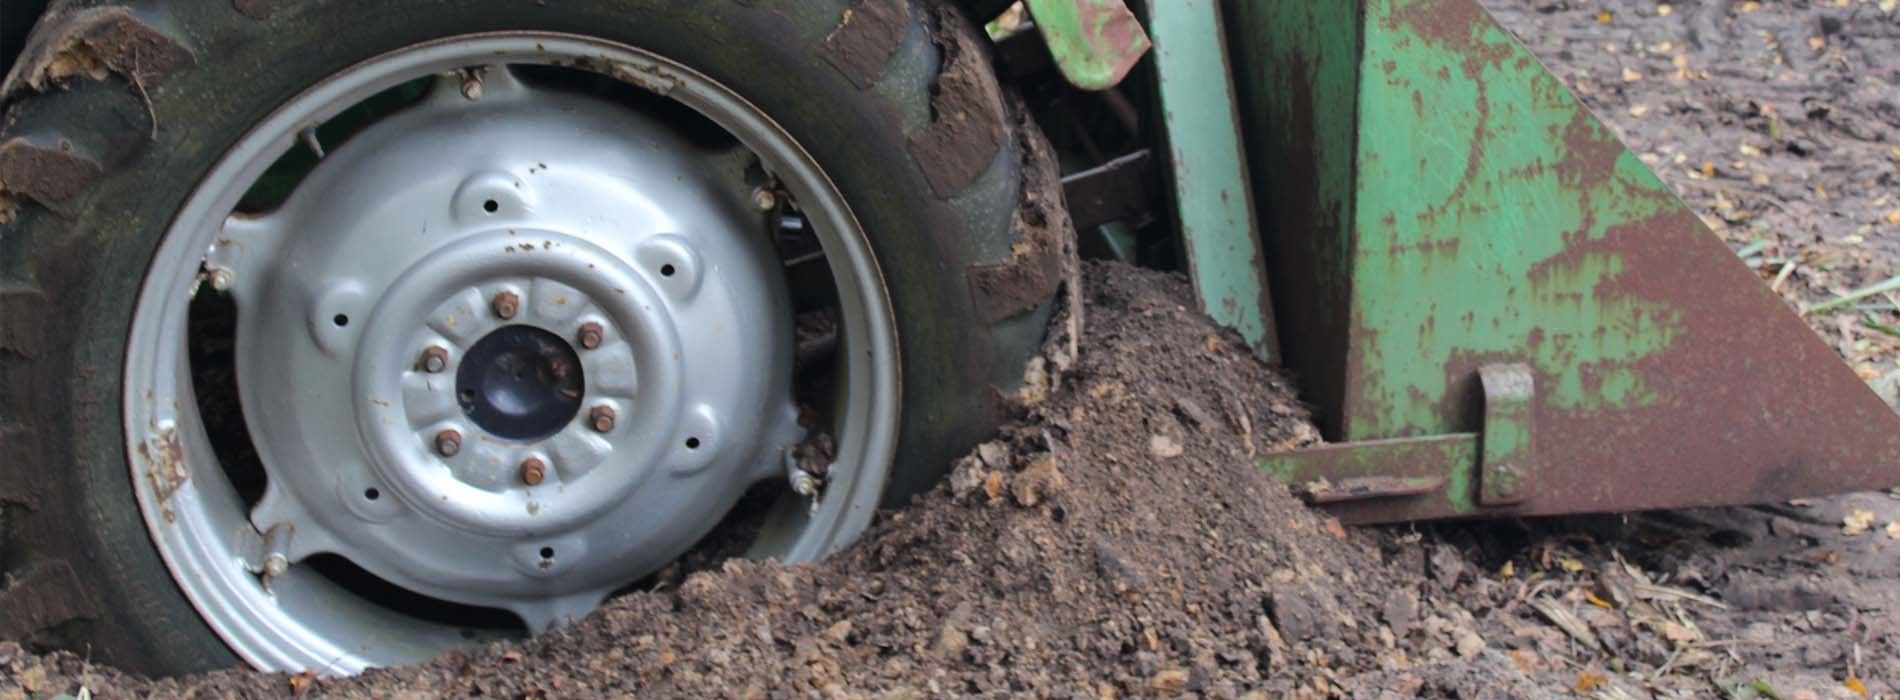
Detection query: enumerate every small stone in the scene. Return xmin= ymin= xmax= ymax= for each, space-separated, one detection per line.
xmin=1173 ymin=397 xmax=1215 ymax=431
xmin=933 ymin=623 xmax=968 ymax=659
xmin=1454 ymin=630 xmax=1486 ymax=658
xmin=1149 ymin=669 xmax=1190 ymax=693
xmin=1382 ymin=589 xmax=1418 ymax=638
xmin=1012 ymin=455 xmax=1065 ymax=506
xmin=1428 ymin=545 xmax=1467 ymax=586
xmin=976 ymin=440 xmax=1012 ymax=469
xmin=946 ymin=455 xmax=987 ymax=500
xmin=824 ymin=620 xmax=852 ymax=644
xmin=1267 ymin=588 xmax=1322 ymax=642
xmin=1149 ymin=435 xmax=1184 ymax=458
xmin=1093 ymin=540 xmax=1146 ymax=598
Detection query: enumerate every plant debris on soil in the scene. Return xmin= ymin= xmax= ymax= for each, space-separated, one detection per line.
xmin=7 ymin=1 xmax=1900 ymax=698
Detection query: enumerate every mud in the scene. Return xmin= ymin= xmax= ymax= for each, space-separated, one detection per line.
xmin=820 ymin=0 xmax=912 ymax=90
xmin=0 ymin=137 xmax=100 ymax=223
xmin=0 ymin=6 xmax=191 ymax=96
xmin=970 ymin=107 xmax=1075 ymax=324
xmin=907 ymin=4 xmax=1010 ymax=198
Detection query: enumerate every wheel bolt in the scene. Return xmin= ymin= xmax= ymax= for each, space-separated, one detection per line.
xmin=492 ymin=290 xmax=519 ymax=320
xmin=420 ymin=346 xmax=450 ymax=373
xmin=751 ymin=186 xmax=777 ymax=212
xmin=519 ymin=457 xmax=547 ymax=486
xmin=577 ymin=321 xmax=604 ymax=350
xmin=589 ymin=405 xmax=616 ymax=433
xmin=434 ymin=429 xmax=462 ymax=457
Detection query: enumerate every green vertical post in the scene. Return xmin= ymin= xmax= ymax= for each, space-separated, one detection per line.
xmin=1146 ymin=0 xmax=1279 ymax=362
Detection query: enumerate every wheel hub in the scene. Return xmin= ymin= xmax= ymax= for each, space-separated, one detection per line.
xmin=455 ymin=325 xmax=584 ymax=442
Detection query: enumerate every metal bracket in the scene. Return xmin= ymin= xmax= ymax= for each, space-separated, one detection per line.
xmin=1477 ymin=363 xmax=1535 ymax=505
xmin=1256 ymin=363 xmax=1537 ymax=522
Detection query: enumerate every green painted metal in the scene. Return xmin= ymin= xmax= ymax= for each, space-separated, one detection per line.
xmin=1226 ymin=0 xmax=1900 ymax=522
xmin=1145 ymin=0 xmax=1278 ymax=361
xmin=1024 ymin=0 xmax=1151 ymax=91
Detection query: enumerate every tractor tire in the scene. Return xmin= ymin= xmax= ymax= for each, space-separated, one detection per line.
xmin=0 ymin=0 xmax=1073 ymax=675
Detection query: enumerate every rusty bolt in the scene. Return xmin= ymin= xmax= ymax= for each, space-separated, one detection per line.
xmin=519 ymin=457 xmax=547 ymax=486
xmin=577 ymin=321 xmax=604 ymax=350
xmin=420 ymin=346 xmax=450 ymax=373
xmin=460 ymin=71 xmax=484 ymax=100
xmin=491 ymin=290 xmax=519 ymax=320
xmin=750 ymin=186 xmax=777 ymax=212
xmin=589 ymin=405 xmax=616 ymax=433
xmin=434 ymin=429 xmax=462 ymax=457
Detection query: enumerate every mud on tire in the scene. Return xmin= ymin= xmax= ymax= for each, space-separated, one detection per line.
xmin=0 ymin=0 xmax=1073 ymax=674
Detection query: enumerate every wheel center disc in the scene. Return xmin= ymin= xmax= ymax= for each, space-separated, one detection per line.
xmin=456 ymin=325 xmax=584 ymax=441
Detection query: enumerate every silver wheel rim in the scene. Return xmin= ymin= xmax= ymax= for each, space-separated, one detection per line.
xmin=123 ymin=33 xmax=900 ymax=673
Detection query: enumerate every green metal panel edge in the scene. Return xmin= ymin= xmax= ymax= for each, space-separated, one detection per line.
xmin=1220 ymin=0 xmax=1363 ymax=436
xmin=1146 ymin=0 xmax=1279 ymax=362
xmin=1024 ymin=0 xmax=1152 ymax=91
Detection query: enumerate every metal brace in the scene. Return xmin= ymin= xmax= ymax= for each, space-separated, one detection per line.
xmin=1477 ymin=363 xmax=1536 ymax=505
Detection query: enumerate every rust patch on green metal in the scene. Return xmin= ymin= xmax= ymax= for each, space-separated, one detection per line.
xmin=1024 ymin=0 xmax=1151 ymax=91
xmin=1238 ymin=0 xmax=1900 ymax=521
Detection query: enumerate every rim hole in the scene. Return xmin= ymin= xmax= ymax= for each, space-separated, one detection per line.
xmin=304 ymin=554 xmax=525 ymax=635
xmin=482 ymin=199 xmax=499 ymax=213
xmin=685 ymin=436 xmax=701 ymax=449
xmin=332 ymin=313 xmax=349 ymax=327
xmin=364 ymin=488 xmax=380 ymax=501
xmin=660 ymin=263 xmax=676 ymax=277
xmin=189 ymin=288 xmax=267 ymax=507
xmin=539 ymin=546 xmax=555 ymax=559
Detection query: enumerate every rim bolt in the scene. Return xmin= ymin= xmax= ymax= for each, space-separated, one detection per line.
xmin=434 ymin=429 xmax=462 ymax=457
xmin=751 ymin=186 xmax=777 ymax=212
xmin=577 ymin=321 xmax=604 ymax=350
xmin=460 ymin=70 xmax=484 ymax=101
xmin=589 ymin=405 xmax=616 ymax=433
xmin=420 ymin=346 xmax=450 ymax=373
xmin=492 ymin=290 xmax=519 ymax=320
xmin=519 ymin=457 xmax=547 ymax=486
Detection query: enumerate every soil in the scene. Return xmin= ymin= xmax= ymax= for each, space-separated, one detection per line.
xmin=5 ymin=1 xmax=1900 ymax=698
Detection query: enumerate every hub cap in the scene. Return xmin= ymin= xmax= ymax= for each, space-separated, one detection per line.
xmin=123 ymin=34 xmax=901 ymax=674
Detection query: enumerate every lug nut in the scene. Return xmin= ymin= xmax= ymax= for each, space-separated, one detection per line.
xmin=589 ymin=405 xmax=616 ymax=433
xmin=519 ymin=457 xmax=547 ymax=486
xmin=434 ymin=429 xmax=462 ymax=457
xmin=577 ymin=321 xmax=604 ymax=350
xmin=492 ymin=290 xmax=519 ymax=320
xmin=420 ymin=346 xmax=450 ymax=373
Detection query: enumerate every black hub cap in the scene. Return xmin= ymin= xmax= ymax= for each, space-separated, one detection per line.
xmin=456 ymin=325 xmax=585 ymax=441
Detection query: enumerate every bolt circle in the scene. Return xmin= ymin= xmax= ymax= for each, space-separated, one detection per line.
xmin=420 ymin=346 xmax=450 ymax=373
xmin=434 ymin=429 xmax=462 ymax=457
xmin=491 ymin=290 xmax=520 ymax=320
xmin=576 ymin=321 xmax=604 ymax=350
xmin=589 ymin=405 xmax=616 ymax=433
xmin=519 ymin=457 xmax=547 ymax=486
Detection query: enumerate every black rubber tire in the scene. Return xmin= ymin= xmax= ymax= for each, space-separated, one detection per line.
xmin=0 ymin=0 xmax=1070 ymax=675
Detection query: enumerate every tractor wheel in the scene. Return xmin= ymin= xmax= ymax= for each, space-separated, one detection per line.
xmin=0 ymin=0 xmax=1071 ymax=675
